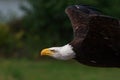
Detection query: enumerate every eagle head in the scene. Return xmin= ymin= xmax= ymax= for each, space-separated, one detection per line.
xmin=40 ymin=44 xmax=75 ymax=60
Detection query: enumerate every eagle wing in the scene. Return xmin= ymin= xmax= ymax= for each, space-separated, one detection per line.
xmin=66 ymin=5 xmax=120 ymax=67
xmin=88 ymin=15 xmax=120 ymax=51
xmin=65 ymin=5 xmax=101 ymax=46
xmin=74 ymin=15 xmax=120 ymax=67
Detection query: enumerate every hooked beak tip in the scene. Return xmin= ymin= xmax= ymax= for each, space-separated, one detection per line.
xmin=40 ymin=48 xmax=53 ymax=56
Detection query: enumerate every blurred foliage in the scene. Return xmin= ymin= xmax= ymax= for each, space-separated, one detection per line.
xmin=0 ymin=24 xmax=9 ymax=46
xmin=0 ymin=22 xmax=25 ymax=58
xmin=22 ymin=0 xmax=75 ymax=48
xmin=1 ymin=0 xmax=120 ymax=58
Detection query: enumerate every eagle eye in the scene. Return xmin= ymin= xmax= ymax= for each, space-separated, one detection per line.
xmin=51 ymin=50 xmax=56 ymax=52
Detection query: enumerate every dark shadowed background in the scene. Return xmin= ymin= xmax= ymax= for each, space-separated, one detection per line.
xmin=0 ymin=0 xmax=120 ymax=80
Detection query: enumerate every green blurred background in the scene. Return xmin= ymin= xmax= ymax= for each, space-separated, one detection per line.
xmin=0 ymin=0 xmax=120 ymax=80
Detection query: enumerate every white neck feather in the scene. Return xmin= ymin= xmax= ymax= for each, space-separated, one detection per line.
xmin=60 ymin=44 xmax=75 ymax=56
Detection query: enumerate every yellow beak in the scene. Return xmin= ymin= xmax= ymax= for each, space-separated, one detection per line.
xmin=40 ymin=48 xmax=53 ymax=56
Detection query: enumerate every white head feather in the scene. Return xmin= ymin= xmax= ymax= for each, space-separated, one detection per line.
xmin=48 ymin=44 xmax=75 ymax=60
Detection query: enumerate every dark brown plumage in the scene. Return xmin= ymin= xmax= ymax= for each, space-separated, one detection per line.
xmin=66 ymin=5 xmax=120 ymax=67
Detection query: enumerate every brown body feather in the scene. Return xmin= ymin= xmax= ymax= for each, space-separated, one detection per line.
xmin=66 ymin=5 xmax=120 ymax=67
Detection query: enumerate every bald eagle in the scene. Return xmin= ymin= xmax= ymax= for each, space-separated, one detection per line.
xmin=41 ymin=5 xmax=120 ymax=67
